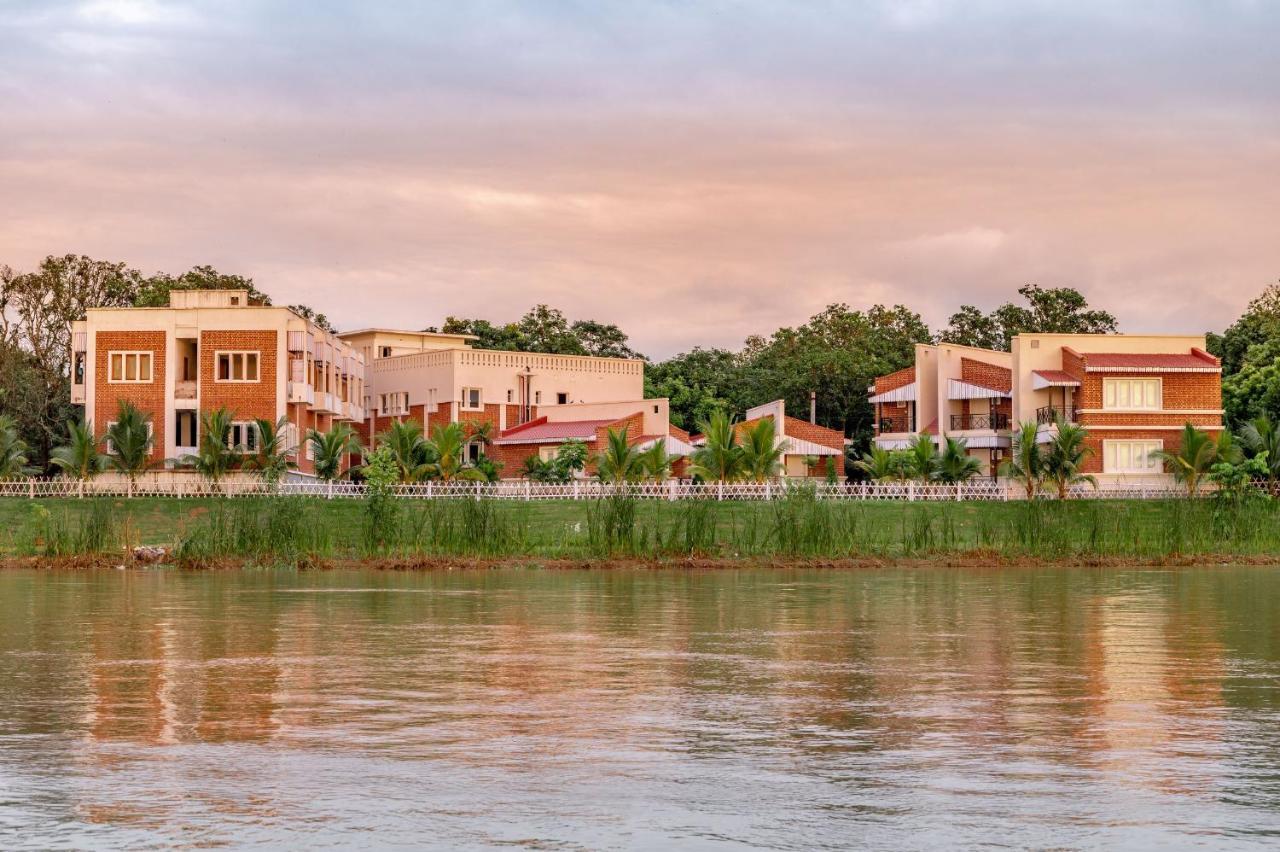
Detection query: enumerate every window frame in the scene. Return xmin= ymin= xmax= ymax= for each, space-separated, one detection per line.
xmin=1102 ymin=377 xmax=1162 ymax=412
xmin=103 ymin=420 xmax=154 ymax=454
xmin=228 ymin=421 xmax=259 ymax=452
xmin=107 ymin=351 xmax=153 ymax=384
xmin=461 ymin=387 xmax=483 ymax=411
xmin=1102 ymin=439 xmax=1164 ymax=474
xmin=215 ymin=351 xmax=261 ymax=383
xmin=556 ymin=392 xmax=569 ymax=405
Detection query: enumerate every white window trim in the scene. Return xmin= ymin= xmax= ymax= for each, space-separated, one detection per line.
xmin=107 ymin=351 xmax=154 ymax=383
xmin=461 ymin=387 xmax=483 ymax=411
xmin=1102 ymin=439 xmax=1164 ymax=474
xmin=228 ymin=421 xmax=259 ymax=452
xmin=1102 ymin=377 xmax=1162 ymax=412
xmin=214 ymin=350 xmax=261 ymax=383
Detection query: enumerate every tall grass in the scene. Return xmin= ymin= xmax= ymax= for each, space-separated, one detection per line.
xmin=7 ymin=493 xmax=1280 ymax=564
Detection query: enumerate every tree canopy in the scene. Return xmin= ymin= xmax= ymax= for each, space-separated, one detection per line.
xmin=940 ymin=284 xmax=1118 ymax=351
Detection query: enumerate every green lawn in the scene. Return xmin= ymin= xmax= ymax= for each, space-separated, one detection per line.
xmin=3 ymin=494 xmax=1277 ymax=564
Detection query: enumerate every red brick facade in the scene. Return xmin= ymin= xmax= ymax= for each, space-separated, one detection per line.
xmin=94 ymin=331 xmax=167 ymax=461
xmin=874 ymin=366 xmax=915 ymax=395
xmin=960 ymin=357 xmax=1012 ymax=393
xmin=199 ymin=330 xmax=278 ymax=422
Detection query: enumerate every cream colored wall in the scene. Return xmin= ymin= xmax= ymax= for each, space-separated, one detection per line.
xmin=914 ymin=344 xmax=939 ymax=433
xmin=1010 ymin=333 xmax=1206 ymax=422
xmin=934 ymin=344 xmax=1012 ymax=437
xmin=168 ymin=289 xmax=250 ymax=309
xmin=339 ymin=330 xmax=472 ymax=362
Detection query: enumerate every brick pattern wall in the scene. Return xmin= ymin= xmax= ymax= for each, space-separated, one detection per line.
xmin=874 ymin=366 xmax=915 ymax=395
xmin=200 ymin=330 xmax=278 ymax=423
xmin=1061 ymin=348 xmax=1086 ymax=382
xmin=1081 ymin=428 xmax=1186 ymax=474
xmin=94 ymin=331 xmax=166 ymax=460
xmin=1076 ymin=372 xmax=1220 ymax=411
xmin=960 ymin=358 xmax=1012 ymax=392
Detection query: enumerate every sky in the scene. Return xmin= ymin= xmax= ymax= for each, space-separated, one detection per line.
xmin=2 ymin=0 xmax=1278 ymax=358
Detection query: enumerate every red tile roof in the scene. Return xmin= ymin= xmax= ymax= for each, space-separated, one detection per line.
xmin=1032 ymin=369 xmax=1080 ymax=385
xmin=1079 ymin=349 xmax=1220 ymax=371
xmin=495 ymin=417 xmax=619 ymax=443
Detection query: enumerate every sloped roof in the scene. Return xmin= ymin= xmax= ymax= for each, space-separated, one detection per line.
xmin=1032 ymin=369 xmax=1081 ymax=387
xmin=494 ymin=417 xmax=619 ymax=445
xmin=1070 ymin=348 xmax=1220 ymax=372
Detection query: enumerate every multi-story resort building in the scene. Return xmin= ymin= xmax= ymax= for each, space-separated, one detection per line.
xmin=869 ymin=334 xmax=1223 ymax=482
xmin=71 ymin=289 xmax=366 ymax=478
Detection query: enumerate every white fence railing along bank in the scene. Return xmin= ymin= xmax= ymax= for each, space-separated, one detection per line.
xmin=0 ymin=478 xmax=1213 ymax=501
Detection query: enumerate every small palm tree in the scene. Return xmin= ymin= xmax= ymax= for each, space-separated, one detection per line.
xmin=180 ymin=406 xmax=240 ymax=487
xmin=689 ymin=410 xmax=743 ymax=483
xmin=905 ymin=433 xmax=940 ymax=482
xmin=1001 ymin=421 xmax=1043 ymax=500
xmin=1042 ymin=419 xmax=1097 ymax=499
xmin=308 ymin=422 xmax=363 ymax=482
xmin=465 ymin=420 xmax=495 ymax=449
xmin=50 ymin=419 xmax=109 ymax=482
xmin=0 ymin=416 xmax=38 ymax=479
xmin=421 ymin=422 xmax=486 ymax=482
xmin=937 ymin=437 xmax=982 ymax=484
xmin=739 ymin=418 xmax=787 ymax=482
xmin=596 ymin=427 xmax=642 ymax=484
xmin=853 ymin=445 xmax=908 ymax=481
xmin=105 ymin=400 xmax=155 ymax=488
xmin=379 ymin=419 xmax=432 ymax=482
xmin=243 ymin=416 xmax=296 ymax=488
xmin=638 ymin=439 xmax=673 ymax=482
xmin=1152 ymin=423 xmax=1219 ymax=497
xmin=1241 ymin=414 xmax=1280 ymax=491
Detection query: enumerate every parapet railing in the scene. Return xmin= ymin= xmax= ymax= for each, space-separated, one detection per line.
xmin=0 ymin=478 xmax=1228 ymax=501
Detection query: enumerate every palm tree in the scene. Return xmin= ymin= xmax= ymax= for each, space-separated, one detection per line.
xmin=0 ymin=416 xmax=38 ymax=479
xmin=689 ymin=410 xmax=743 ymax=482
xmin=1152 ymin=423 xmax=1219 ymax=497
xmin=1241 ymin=414 xmax=1280 ymax=491
xmin=905 ymin=433 xmax=940 ymax=482
xmin=596 ymin=426 xmax=642 ymax=484
xmin=739 ymin=418 xmax=787 ymax=482
xmin=307 ymin=422 xmax=363 ymax=482
xmin=105 ymin=400 xmax=155 ymax=489
xmin=1001 ymin=421 xmax=1043 ymax=500
xmin=465 ymin=420 xmax=495 ymax=449
xmin=379 ymin=419 xmax=432 ymax=482
xmin=180 ymin=406 xmax=240 ymax=487
xmin=421 ymin=422 xmax=486 ymax=482
xmin=1042 ymin=419 xmax=1097 ymax=499
xmin=853 ymin=445 xmax=907 ymax=481
xmin=638 ymin=439 xmax=673 ymax=482
xmin=243 ymin=416 xmax=296 ymax=488
xmin=937 ymin=437 xmax=982 ymax=484
xmin=50 ymin=419 xmax=109 ymax=484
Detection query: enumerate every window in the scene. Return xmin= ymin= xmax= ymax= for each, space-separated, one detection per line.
xmin=216 ymin=351 xmax=260 ymax=382
xmin=534 ymin=391 xmax=542 ymax=405
xmin=108 ymin=352 xmax=152 ymax=383
xmin=228 ymin=422 xmax=259 ymax=452
xmin=556 ymin=392 xmax=569 ymax=405
xmin=461 ymin=387 xmax=482 ymax=410
xmin=73 ymin=352 xmax=86 ymax=385
xmin=1103 ymin=440 xmax=1163 ymax=474
xmin=466 ymin=441 xmax=483 ymax=463
xmin=380 ymin=392 xmax=408 ymax=415
xmin=507 ymin=389 xmax=514 ymax=403
xmin=380 ymin=346 xmax=392 ymax=358
xmin=230 ymin=296 xmax=240 ymax=306
xmin=104 ymin=420 xmax=153 ymax=454
xmin=1103 ymin=378 xmax=1161 ymax=411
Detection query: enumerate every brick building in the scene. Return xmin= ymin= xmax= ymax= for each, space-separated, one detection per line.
xmin=870 ymin=334 xmax=1224 ymax=483
xmin=71 ymin=289 xmax=365 ymax=478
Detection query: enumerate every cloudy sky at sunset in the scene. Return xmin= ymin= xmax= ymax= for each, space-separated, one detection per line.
xmin=3 ymin=0 xmax=1278 ymax=356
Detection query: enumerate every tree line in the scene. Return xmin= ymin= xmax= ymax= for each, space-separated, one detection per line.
xmin=3 ymin=251 xmax=1278 ymax=472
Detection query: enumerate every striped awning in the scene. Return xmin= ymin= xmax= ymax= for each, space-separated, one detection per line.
xmin=875 ymin=434 xmax=940 ymax=450
xmin=1032 ymin=370 xmax=1081 ymax=389
xmin=868 ymin=382 xmax=916 ymax=404
xmin=782 ymin=436 xmax=842 ymax=457
xmin=954 ymin=434 xmax=1011 ymax=449
xmin=634 ymin=435 xmax=696 ymax=457
xmin=947 ymin=378 xmax=1010 ymax=400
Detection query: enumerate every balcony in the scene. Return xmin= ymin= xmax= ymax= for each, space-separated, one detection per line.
xmin=175 ymin=380 xmax=197 ymax=400
xmin=950 ymin=413 xmax=1009 ymax=431
xmin=1036 ymin=406 xmax=1079 ymax=426
xmin=288 ymin=381 xmax=315 ymax=404
xmin=879 ymin=416 xmax=910 ymax=434
xmin=71 ymin=383 xmax=85 ymax=404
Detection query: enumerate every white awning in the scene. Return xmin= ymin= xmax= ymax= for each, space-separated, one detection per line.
xmin=953 ymin=435 xmax=1011 ymax=449
xmin=946 ymin=379 xmax=1010 ymax=400
xmin=634 ymin=436 xmax=696 ymax=457
xmin=868 ymin=382 xmax=916 ymax=403
xmin=1031 ymin=370 xmax=1082 ymax=390
xmin=782 ymin=436 xmax=842 ymax=457
xmin=875 ymin=434 xmax=940 ymax=450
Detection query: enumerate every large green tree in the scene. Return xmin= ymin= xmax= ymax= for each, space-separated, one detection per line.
xmin=644 ymin=347 xmax=749 ymax=431
xmin=1211 ymin=283 xmax=1280 ymax=426
xmin=941 ymin=284 xmax=1117 ymax=351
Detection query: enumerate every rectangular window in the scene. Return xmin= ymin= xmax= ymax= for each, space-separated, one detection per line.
xmin=216 ymin=351 xmax=260 ymax=383
xmin=1103 ymin=378 xmax=1161 ymax=411
xmin=108 ymin=352 xmax=152 ymax=383
xmin=104 ymin=420 xmax=153 ymax=454
xmin=73 ymin=352 xmax=86 ymax=385
xmin=461 ymin=387 xmax=482 ymax=410
xmin=534 ymin=391 xmax=542 ymax=405
xmin=228 ymin=422 xmax=259 ymax=452
xmin=556 ymin=392 xmax=569 ymax=405
xmin=1103 ymin=440 xmax=1163 ymax=474
xmin=379 ymin=346 xmax=392 ymax=358
xmin=466 ymin=441 xmax=483 ymax=463
xmin=507 ymin=389 xmax=514 ymax=403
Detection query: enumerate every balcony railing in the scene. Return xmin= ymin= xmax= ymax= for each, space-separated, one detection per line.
xmin=1036 ymin=406 xmax=1079 ymax=426
xmin=175 ymin=380 xmax=197 ymax=400
xmin=879 ymin=416 xmax=910 ymax=433
xmin=950 ymin=413 xmax=1009 ymax=431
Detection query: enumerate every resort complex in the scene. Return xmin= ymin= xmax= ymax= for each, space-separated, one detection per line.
xmin=870 ymin=334 xmax=1224 ymax=482
xmin=65 ymin=288 xmax=1228 ymax=488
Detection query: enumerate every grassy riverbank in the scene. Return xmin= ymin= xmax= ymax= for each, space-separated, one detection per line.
xmin=4 ymin=493 xmax=1280 ymax=567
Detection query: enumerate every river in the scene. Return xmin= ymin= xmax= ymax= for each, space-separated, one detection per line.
xmin=1 ymin=566 xmax=1279 ymax=849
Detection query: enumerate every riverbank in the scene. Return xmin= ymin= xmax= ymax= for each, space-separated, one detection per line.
xmin=4 ymin=494 xmax=1280 ymax=567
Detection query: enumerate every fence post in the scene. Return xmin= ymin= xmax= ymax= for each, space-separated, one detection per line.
xmin=861 ymin=481 xmax=867 ymax=500
xmin=717 ymin=481 xmax=724 ymax=501
xmin=29 ymin=479 xmax=35 ymax=499
xmin=908 ymin=481 xmax=915 ymax=502
xmin=573 ymin=480 xmax=581 ymax=500
xmin=956 ymin=482 xmax=962 ymax=501
xmin=327 ymin=479 xmax=334 ymax=500
xmin=427 ymin=481 xmax=433 ymax=499
xmin=525 ymin=480 xmax=531 ymax=501
xmin=668 ymin=479 xmax=677 ymax=501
